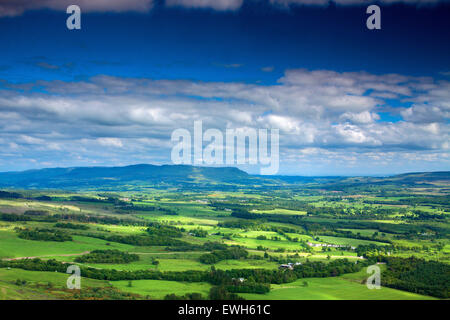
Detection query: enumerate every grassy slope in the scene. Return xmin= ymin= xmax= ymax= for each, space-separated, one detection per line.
xmin=0 ymin=268 xmax=107 ymax=300
xmin=0 ymin=229 xmax=134 ymax=259
xmin=241 ymin=277 xmax=436 ymax=300
xmin=1 ymin=186 xmax=448 ymax=300
xmin=111 ymin=280 xmax=212 ymax=299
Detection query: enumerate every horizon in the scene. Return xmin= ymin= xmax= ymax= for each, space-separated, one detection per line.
xmin=0 ymin=162 xmax=448 ymax=178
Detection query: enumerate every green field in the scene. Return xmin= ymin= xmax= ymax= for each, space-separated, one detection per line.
xmin=241 ymin=277 xmax=436 ymax=300
xmin=0 ymin=229 xmax=134 ymax=259
xmin=111 ymin=280 xmax=212 ymax=299
xmin=251 ymin=209 xmax=307 ymax=216
xmin=317 ymin=236 xmax=390 ymax=247
xmin=0 ymin=177 xmax=449 ymax=300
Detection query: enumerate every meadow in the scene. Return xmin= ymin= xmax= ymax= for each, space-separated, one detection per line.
xmin=0 ymin=177 xmax=448 ymax=300
xmin=111 ymin=280 xmax=212 ymax=299
xmin=240 ymin=277 xmax=436 ymax=300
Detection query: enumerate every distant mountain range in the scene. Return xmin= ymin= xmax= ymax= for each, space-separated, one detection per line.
xmin=0 ymin=164 xmax=259 ymax=189
xmin=0 ymin=164 xmax=448 ymax=190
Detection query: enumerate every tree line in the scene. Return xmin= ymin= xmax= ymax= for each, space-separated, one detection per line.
xmin=75 ymin=250 xmax=139 ymax=264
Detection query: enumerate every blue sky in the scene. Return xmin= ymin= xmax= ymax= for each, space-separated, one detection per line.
xmin=0 ymin=0 xmax=449 ymax=175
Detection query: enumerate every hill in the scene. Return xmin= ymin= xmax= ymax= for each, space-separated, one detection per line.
xmin=0 ymin=165 xmax=448 ymax=190
xmin=0 ymin=164 xmax=257 ymax=189
xmin=315 ymin=171 xmax=450 ymax=191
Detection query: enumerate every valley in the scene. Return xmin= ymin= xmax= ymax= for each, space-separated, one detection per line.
xmin=0 ymin=166 xmax=448 ymax=300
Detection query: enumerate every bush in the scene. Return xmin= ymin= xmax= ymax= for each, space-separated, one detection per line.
xmin=75 ymin=250 xmax=139 ymax=264
xmin=209 ymin=286 xmax=244 ymax=300
xmin=164 ymin=293 xmax=204 ymax=300
xmin=190 ymin=228 xmax=208 ymax=238
xmin=199 ymin=247 xmax=248 ymax=264
xmin=16 ymin=228 xmax=72 ymax=242
xmin=382 ymin=256 xmax=450 ymax=299
xmin=54 ymin=222 xmax=89 ymax=230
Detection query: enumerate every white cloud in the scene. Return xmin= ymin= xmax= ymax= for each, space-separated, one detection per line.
xmin=96 ymin=138 xmax=124 ymax=148
xmin=166 ymin=0 xmax=244 ymax=10
xmin=19 ymin=135 xmax=45 ymax=145
xmin=0 ymin=0 xmax=154 ymax=17
xmin=401 ymin=104 xmax=450 ymax=123
xmin=0 ymin=69 xmax=449 ymax=173
xmin=334 ymin=123 xmax=382 ymax=145
xmin=270 ymin=0 xmax=449 ymax=7
xmin=2 ymin=0 xmax=448 ymax=17
xmin=340 ymin=111 xmax=380 ymax=124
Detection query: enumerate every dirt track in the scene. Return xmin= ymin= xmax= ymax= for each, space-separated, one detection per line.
xmin=1 ymin=251 xmax=91 ymax=261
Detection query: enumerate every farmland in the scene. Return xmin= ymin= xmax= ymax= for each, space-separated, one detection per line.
xmin=0 ymin=168 xmax=449 ymax=300
xmin=240 ymin=277 xmax=436 ymax=300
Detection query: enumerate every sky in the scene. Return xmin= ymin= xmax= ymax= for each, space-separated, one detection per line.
xmin=0 ymin=0 xmax=449 ymax=175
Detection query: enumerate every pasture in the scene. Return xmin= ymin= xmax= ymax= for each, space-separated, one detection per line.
xmin=241 ymin=277 xmax=436 ymax=300
xmin=111 ymin=280 xmax=212 ymax=299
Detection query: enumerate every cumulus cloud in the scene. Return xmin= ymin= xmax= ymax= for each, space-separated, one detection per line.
xmin=97 ymin=137 xmax=124 ymax=148
xmin=340 ymin=111 xmax=380 ymax=124
xmin=0 ymin=68 xmax=448 ymax=173
xmin=401 ymin=104 xmax=450 ymax=123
